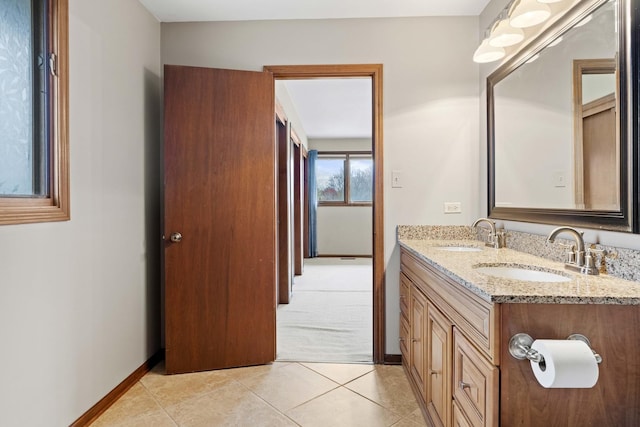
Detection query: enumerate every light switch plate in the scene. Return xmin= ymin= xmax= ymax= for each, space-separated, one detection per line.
xmin=392 ymin=170 xmax=403 ymax=188
xmin=553 ymin=171 xmax=567 ymax=188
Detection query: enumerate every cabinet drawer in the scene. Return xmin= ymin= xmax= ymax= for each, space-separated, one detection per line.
xmin=400 ymin=272 xmax=410 ymax=321
xmin=400 ymin=315 xmax=410 ymax=365
xmin=453 ymin=328 xmax=498 ymax=427
xmin=401 ymin=249 xmax=499 ymax=363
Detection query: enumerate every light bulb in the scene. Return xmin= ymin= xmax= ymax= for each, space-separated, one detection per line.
xmin=489 ymin=19 xmax=525 ymax=47
xmin=473 ymin=39 xmax=506 ymax=63
xmin=509 ymin=0 xmax=551 ymax=28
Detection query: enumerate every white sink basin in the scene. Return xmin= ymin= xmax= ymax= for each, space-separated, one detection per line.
xmin=436 ymin=246 xmax=482 ymax=252
xmin=473 ymin=264 xmax=570 ymax=282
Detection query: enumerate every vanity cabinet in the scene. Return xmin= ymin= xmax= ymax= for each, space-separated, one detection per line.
xmin=400 ymin=248 xmax=499 ymax=427
xmin=400 ymin=245 xmax=640 ymax=426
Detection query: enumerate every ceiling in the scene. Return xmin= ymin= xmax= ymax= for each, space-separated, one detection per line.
xmin=139 ymin=0 xmax=491 ymax=23
xmin=281 ymin=79 xmax=372 ymax=140
xmin=140 ymin=0 xmax=491 ymax=140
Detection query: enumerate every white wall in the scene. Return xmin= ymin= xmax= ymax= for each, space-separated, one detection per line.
xmin=311 ymin=138 xmax=372 ymax=256
xmin=162 ymin=16 xmax=480 ymax=354
xmin=479 ymin=0 xmax=640 ymax=250
xmin=0 ymin=1 xmax=161 ymax=425
xmin=317 ymin=207 xmax=372 ymax=255
xmin=275 ymin=81 xmax=309 ymax=148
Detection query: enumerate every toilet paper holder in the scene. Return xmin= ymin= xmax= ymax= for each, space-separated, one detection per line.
xmin=508 ymin=333 xmax=603 ymax=364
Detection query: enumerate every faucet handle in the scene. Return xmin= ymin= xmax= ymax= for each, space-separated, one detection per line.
xmin=582 ymin=249 xmax=602 ymax=275
xmin=558 ymin=243 xmax=577 ymax=264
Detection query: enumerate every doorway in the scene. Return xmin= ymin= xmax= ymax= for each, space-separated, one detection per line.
xmin=264 ymin=65 xmax=384 ymax=363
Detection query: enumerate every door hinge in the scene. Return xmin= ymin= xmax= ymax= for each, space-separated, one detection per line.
xmin=49 ymin=53 xmax=57 ymax=77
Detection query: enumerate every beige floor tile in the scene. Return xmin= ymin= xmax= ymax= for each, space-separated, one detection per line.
xmin=90 ymin=383 xmax=168 ymax=427
xmin=222 ymin=361 xmax=292 ymax=382
xmin=301 ymin=362 xmax=374 ymax=385
xmin=392 ymin=408 xmax=429 ymax=427
xmin=140 ymin=364 xmax=235 ymax=407
xmin=92 ymin=410 xmax=177 ymax=427
xmin=286 ymin=386 xmax=401 ymax=427
xmin=345 ymin=365 xmax=420 ymax=417
xmin=237 ymin=362 xmax=339 ymax=412
xmin=401 ymin=408 xmax=428 ymax=426
xmin=164 ymin=381 xmax=297 ymax=427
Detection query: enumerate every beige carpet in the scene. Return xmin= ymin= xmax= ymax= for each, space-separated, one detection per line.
xmin=276 ymin=258 xmax=373 ymax=363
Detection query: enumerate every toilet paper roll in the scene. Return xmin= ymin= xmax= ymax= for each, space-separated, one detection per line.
xmin=529 ymin=339 xmax=599 ymax=388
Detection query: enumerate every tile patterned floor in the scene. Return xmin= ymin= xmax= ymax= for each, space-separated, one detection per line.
xmin=90 ymin=362 xmax=427 ymax=427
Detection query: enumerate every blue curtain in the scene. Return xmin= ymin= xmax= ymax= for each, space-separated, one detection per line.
xmin=308 ymin=150 xmax=318 ymax=257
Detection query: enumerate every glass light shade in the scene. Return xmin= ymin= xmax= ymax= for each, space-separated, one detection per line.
xmin=538 ymin=0 xmax=564 ymax=3
xmin=473 ymin=39 xmax=506 ymax=63
xmin=509 ymin=0 xmax=551 ymax=28
xmin=489 ymin=19 xmax=525 ymax=47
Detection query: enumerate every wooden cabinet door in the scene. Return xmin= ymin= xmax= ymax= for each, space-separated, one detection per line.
xmin=164 ymin=65 xmax=276 ymax=374
xmin=400 ymin=316 xmax=410 ymax=366
xmin=453 ymin=328 xmax=499 ymax=427
xmin=426 ymin=303 xmax=452 ymax=427
xmin=453 ymin=400 xmax=474 ymax=427
xmin=410 ymin=285 xmax=427 ymax=399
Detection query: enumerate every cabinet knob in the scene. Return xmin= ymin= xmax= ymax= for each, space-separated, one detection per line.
xmin=411 ymin=338 xmax=420 ymax=343
xmin=459 ymin=380 xmax=471 ymax=390
xmin=430 ymin=370 xmax=441 ymax=375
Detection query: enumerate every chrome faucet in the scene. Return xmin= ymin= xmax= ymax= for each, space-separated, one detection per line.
xmin=472 ymin=218 xmax=505 ymax=249
xmin=546 ymin=226 xmax=599 ymax=275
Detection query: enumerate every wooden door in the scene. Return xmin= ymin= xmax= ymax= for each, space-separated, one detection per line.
xmin=277 ymin=120 xmax=292 ymax=304
xmin=292 ymin=142 xmax=304 ymax=276
xmin=582 ymin=95 xmax=617 ymax=210
xmin=163 ymin=65 xmax=276 ymax=374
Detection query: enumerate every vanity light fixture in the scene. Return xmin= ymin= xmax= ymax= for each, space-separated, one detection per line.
xmin=473 ymin=38 xmax=506 ymax=63
xmin=489 ymin=18 xmax=525 ymax=47
xmin=509 ymin=0 xmax=552 ymax=28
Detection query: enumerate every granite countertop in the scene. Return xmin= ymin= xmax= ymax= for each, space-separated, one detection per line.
xmin=399 ymin=238 xmax=640 ymax=305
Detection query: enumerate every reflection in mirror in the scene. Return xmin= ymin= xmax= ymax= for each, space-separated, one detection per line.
xmin=573 ymin=58 xmax=617 ymax=210
xmin=488 ymin=0 xmax=634 ymax=231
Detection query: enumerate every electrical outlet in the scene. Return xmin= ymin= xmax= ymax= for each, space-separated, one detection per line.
xmin=444 ymin=202 xmax=462 ymax=214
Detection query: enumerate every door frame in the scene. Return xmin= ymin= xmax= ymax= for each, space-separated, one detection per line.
xmin=264 ymin=64 xmax=385 ymax=363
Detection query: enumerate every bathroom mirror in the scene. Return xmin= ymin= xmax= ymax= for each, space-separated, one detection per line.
xmin=487 ymin=0 xmax=637 ymax=231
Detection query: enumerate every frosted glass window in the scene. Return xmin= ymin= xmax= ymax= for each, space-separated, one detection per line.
xmin=0 ymin=0 xmax=69 ymax=226
xmin=0 ymin=0 xmax=47 ymax=197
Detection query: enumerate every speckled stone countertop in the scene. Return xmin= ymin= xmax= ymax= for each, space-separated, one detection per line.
xmin=399 ymin=238 xmax=640 ymax=305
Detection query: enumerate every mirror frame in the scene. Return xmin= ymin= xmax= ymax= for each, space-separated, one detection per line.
xmin=486 ymin=0 xmax=638 ymax=232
